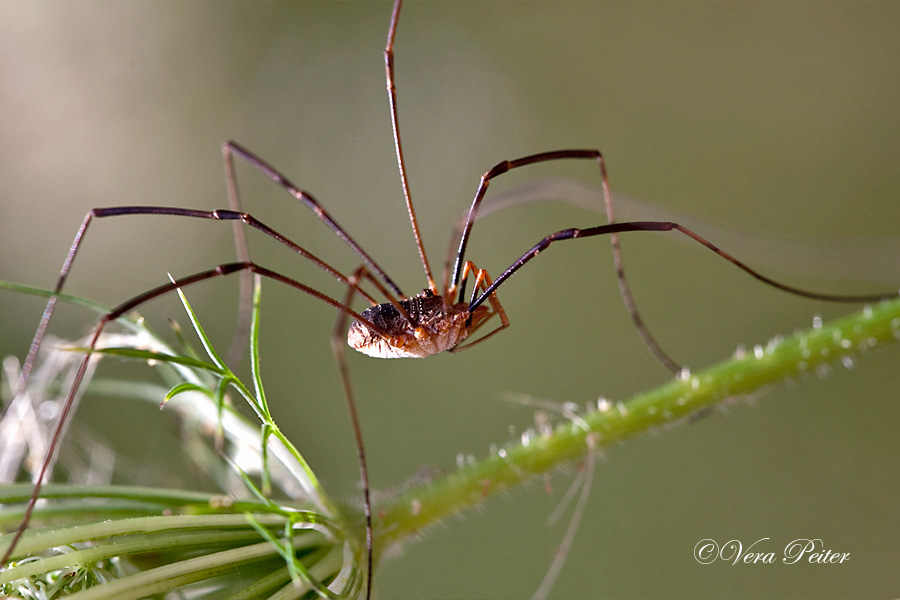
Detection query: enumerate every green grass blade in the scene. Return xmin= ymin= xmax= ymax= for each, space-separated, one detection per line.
xmin=73 ymin=346 xmax=226 ymax=375
xmin=174 ymin=284 xmax=227 ymax=372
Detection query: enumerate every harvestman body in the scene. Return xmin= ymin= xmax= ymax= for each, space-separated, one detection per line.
xmin=3 ymin=0 xmax=897 ymax=598
xmin=347 ymin=289 xmax=492 ymax=359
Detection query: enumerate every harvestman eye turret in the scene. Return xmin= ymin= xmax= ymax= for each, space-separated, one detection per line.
xmin=3 ymin=1 xmax=898 ymax=599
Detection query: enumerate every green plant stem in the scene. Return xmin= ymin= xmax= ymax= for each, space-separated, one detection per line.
xmin=374 ymin=297 xmax=900 ymax=551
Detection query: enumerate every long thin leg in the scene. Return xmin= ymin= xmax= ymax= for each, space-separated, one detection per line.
xmin=8 ymin=204 xmax=391 ymax=415
xmin=222 ymin=141 xmax=404 ymax=299
xmin=473 ymin=220 xmax=900 ymax=307
xmin=0 ymin=260 xmax=391 ymax=566
xmin=467 ymin=220 xmax=898 ymax=355
xmin=331 ymin=265 xmax=378 ymax=600
xmin=384 ymin=0 xmax=437 ymax=293
xmin=449 ymin=149 xmax=681 ymax=371
xmin=451 ymin=150 xmax=601 ymax=287
xmin=450 ymin=149 xmax=900 ymax=373
xmin=3 ymin=204 xmax=384 ymax=430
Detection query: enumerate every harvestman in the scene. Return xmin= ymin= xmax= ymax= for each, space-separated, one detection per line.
xmin=2 ymin=0 xmax=897 ymax=596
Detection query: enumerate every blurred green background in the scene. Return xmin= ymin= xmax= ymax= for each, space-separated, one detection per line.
xmin=2 ymin=2 xmax=900 ymax=598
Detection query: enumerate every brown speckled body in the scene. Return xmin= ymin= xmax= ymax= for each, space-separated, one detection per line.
xmin=347 ymin=290 xmax=490 ymax=358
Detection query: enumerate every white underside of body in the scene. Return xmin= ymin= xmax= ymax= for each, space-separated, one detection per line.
xmin=347 ymin=319 xmax=469 ymax=359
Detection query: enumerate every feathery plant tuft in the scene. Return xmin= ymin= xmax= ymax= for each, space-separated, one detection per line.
xmin=0 ymin=276 xmax=362 ymax=599
xmin=1 ymin=275 xmax=900 ymax=598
